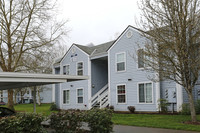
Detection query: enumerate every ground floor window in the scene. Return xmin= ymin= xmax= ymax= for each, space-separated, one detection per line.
xmin=117 ymin=85 xmax=126 ymax=103
xmin=0 ymin=90 xmax=3 ymax=101
xmin=138 ymin=83 xmax=152 ymax=103
xmin=63 ymin=90 xmax=70 ymax=104
xmin=77 ymin=88 xmax=83 ymax=104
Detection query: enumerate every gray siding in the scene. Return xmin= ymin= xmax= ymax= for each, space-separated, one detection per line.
xmin=91 ymin=59 xmax=108 ymax=96
xmin=182 ymin=85 xmax=199 ymax=103
xmin=54 ymin=67 xmax=60 ymax=108
xmin=160 ymin=80 xmax=177 ymax=111
xmin=55 ymin=83 xmax=60 ymax=108
xmin=109 ymin=28 xmax=157 ymax=111
xmin=59 ymin=45 xmax=90 ymax=110
xmin=39 ymin=85 xmax=52 ymax=103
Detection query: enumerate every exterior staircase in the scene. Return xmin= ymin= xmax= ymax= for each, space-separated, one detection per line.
xmin=91 ymin=84 xmax=109 ymax=109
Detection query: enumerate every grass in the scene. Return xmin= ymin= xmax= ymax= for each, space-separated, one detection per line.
xmin=1 ymin=103 xmax=57 ymax=116
xmin=112 ymin=113 xmax=200 ymax=132
xmin=1 ymin=104 xmax=200 ymax=131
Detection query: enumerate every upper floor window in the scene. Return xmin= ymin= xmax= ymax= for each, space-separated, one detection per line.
xmin=116 ymin=52 xmax=126 ymax=72
xmin=63 ymin=65 xmax=70 ymax=75
xmin=138 ymin=83 xmax=152 ymax=103
xmin=77 ymin=62 xmax=83 ymax=75
xmin=117 ymin=85 xmax=126 ymax=103
xmin=63 ymin=90 xmax=70 ymax=104
xmin=138 ymin=49 xmax=144 ymax=68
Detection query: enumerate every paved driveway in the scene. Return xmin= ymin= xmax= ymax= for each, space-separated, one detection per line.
xmin=114 ymin=125 xmax=200 ymax=133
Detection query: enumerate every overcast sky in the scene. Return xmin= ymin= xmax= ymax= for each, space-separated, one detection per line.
xmin=58 ymin=0 xmax=140 ymax=47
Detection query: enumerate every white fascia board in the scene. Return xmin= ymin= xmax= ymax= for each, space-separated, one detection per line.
xmin=107 ymin=26 xmax=138 ymax=53
xmin=0 ymin=72 xmax=88 ymax=80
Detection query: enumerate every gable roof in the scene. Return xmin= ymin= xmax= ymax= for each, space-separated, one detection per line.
xmin=53 ymin=40 xmax=115 ymax=66
xmin=53 ymin=25 xmax=139 ymax=66
xmin=74 ymin=40 xmax=115 ymax=56
xmin=74 ymin=44 xmax=95 ymax=55
xmin=106 ymin=25 xmax=137 ymax=52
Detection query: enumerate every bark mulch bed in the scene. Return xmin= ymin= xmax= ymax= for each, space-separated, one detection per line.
xmin=182 ymin=121 xmax=200 ymax=125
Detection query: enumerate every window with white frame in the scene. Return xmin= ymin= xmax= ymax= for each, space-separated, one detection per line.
xmin=0 ymin=91 xmax=3 ymax=101
xmin=66 ymin=65 xmax=70 ymax=75
xmin=63 ymin=90 xmax=70 ymax=104
xmin=77 ymin=62 xmax=83 ymax=75
xmin=138 ymin=83 xmax=152 ymax=103
xmin=77 ymin=89 xmax=83 ymax=104
xmin=63 ymin=65 xmax=70 ymax=75
xmin=116 ymin=52 xmax=126 ymax=72
xmin=117 ymin=85 xmax=126 ymax=103
xmin=138 ymin=49 xmax=144 ymax=68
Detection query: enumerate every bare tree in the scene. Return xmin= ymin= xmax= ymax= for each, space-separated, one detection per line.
xmin=0 ymin=0 xmax=68 ymax=110
xmin=136 ymin=0 xmax=200 ymax=122
xmin=25 ymin=43 xmax=68 ymax=105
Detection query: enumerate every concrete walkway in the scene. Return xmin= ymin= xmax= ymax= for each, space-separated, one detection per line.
xmin=113 ymin=125 xmax=200 ymax=133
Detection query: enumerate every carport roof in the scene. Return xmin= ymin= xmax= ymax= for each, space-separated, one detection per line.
xmin=0 ymin=72 xmax=88 ymax=90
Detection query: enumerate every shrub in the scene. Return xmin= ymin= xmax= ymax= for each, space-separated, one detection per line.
xmin=0 ymin=113 xmax=45 ymax=133
xmin=127 ymin=106 xmax=135 ymax=113
xmin=180 ymin=103 xmax=190 ymax=115
xmin=86 ymin=108 xmax=113 ymax=133
xmin=50 ymin=110 xmax=84 ymax=133
xmin=158 ymin=99 xmax=168 ymax=113
xmin=107 ymin=105 xmax=114 ymax=111
xmin=195 ymin=100 xmax=200 ymax=114
xmin=49 ymin=103 xmax=58 ymax=111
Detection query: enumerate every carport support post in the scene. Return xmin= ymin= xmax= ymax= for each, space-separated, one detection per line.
xmin=33 ymin=86 xmax=37 ymax=113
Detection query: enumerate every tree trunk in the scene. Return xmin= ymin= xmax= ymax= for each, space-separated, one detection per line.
xmin=14 ymin=91 xmax=17 ymax=104
xmin=7 ymin=89 xmax=15 ymax=111
xmin=33 ymin=86 xmax=37 ymax=113
xmin=37 ymin=88 xmax=41 ymax=106
xmin=188 ymin=91 xmax=197 ymax=122
xmin=21 ymin=91 xmax=24 ymax=103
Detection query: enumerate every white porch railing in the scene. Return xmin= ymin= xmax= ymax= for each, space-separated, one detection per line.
xmin=91 ymin=84 xmax=109 ymax=109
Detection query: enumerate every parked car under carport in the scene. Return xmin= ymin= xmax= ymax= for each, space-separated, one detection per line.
xmin=0 ymin=107 xmax=16 ymax=118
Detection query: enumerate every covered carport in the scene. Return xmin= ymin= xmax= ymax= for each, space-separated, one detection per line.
xmin=0 ymin=72 xmax=88 ymax=112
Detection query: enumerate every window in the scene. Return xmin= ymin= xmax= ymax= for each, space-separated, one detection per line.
xmin=63 ymin=65 xmax=69 ymax=75
xmin=0 ymin=91 xmax=3 ymax=101
xmin=117 ymin=85 xmax=126 ymax=103
xmin=116 ymin=53 xmax=126 ymax=72
xmin=63 ymin=90 xmax=70 ymax=104
xmin=66 ymin=65 xmax=70 ymax=75
xmin=77 ymin=89 xmax=83 ymax=104
xmin=138 ymin=49 xmax=144 ymax=68
xmin=138 ymin=83 xmax=152 ymax=103
xmin=77 ymin=62 xmax=83 ymax=75
xmin=63 ymin=66 xmax=66 ymax=74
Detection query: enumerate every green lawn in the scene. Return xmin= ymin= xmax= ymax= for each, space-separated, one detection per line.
xmin=1 ymin=103 xmax=56 ymax=116
xmin=1 ymin=104 xmax=200 ymax=131
xmin=112 ymin=113 xmax=200 ymax=132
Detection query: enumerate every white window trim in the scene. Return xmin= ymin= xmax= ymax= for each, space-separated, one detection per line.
xmin=76 ymin=88 xmax=84 ymax=104
xmin=137 ymin=81 xmax=154 ymax=104
xmin=137 ymin=48 xmax=152 ymax=70
xmin=116 ymin=84 xmax=127 ymax=104
xmin=115 ymin=52 xmax=126 ymax=72
xmin=137 ymin=48 xmax=145 ymax=70
xmin=76 ymin=61 xmax=84 ymax=75
xmin=63 ymin=64 xmax=70 ymax=75
xmin=62 ymin=89 xmax=70 ymax=105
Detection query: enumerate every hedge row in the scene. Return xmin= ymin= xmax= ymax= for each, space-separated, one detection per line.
xmin=0 ymin=113 xmax=46 ymax=133
xmin=50 ymin=108 xmax=113 ymax=133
